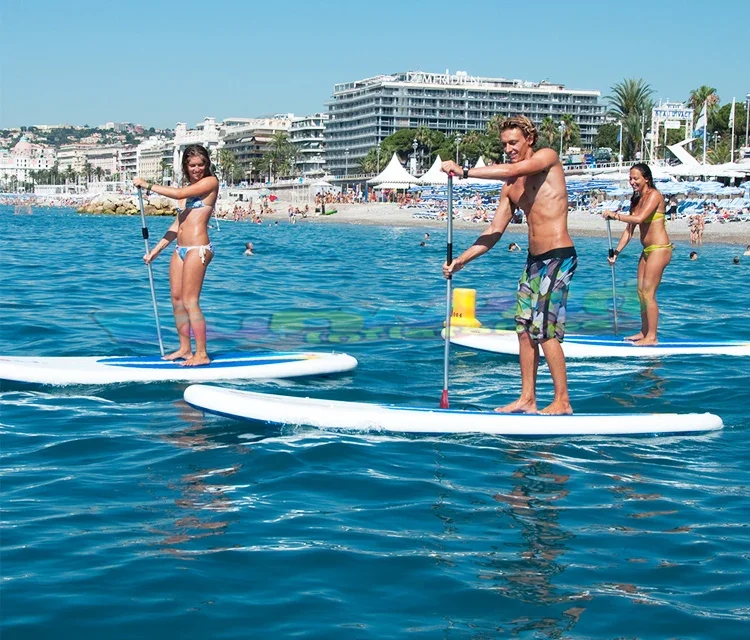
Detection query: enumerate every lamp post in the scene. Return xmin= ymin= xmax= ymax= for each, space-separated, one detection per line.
xmin=455 ymin=133 xmax=462 ymax=164
xmin=617 ymin=120 xmax=623 ymax=171
xmin=411 ymin=138 xmax=418 ymax=175
xmin=714 ymin=131 xmax=719 ymax=150
xmin=344 ymin=148 xmax=349 ymax=178
xmin=269 ymin=158 xmax=273 ymax=184
xmin=376 ymin=141 xmax=381 ymax=172
xmin=558 ymin=121 xmax=566 ymax=158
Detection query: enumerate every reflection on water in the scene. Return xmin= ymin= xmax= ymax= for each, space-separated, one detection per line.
xmin=609 ymin=363 xmax=668 ymax=407
xmin=490 ymin=447 xmax=587 ymax=636
xmin=153 ymin=401 xmax=249 ymax=554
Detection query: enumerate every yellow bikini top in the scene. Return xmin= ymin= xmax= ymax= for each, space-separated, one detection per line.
xmin=644 ymin=209 xmax=666 ymax=223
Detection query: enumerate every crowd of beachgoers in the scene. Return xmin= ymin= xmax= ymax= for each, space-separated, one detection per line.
xmin=3 ymin=184 xmax=750 ymax=245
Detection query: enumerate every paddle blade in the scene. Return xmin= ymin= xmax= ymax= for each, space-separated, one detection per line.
xmin=440 ymin=389 xmax=449 ymax=409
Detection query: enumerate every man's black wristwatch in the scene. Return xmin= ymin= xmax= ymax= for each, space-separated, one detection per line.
xmin=463 ymin=167 xmax=469 ymax=179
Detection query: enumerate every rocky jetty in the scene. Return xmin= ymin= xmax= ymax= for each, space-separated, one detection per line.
xmin=77 ymin=193 xmax=175 ymax=216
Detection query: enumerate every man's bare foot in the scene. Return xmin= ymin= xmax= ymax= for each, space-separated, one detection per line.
xmin=624 ymin=332 xmax=644 ymax=342
xmin=163 ymin=349 xmax=192 ymax=361
xmin=495 ymin=399 xmax=537 ymax=414
xmin=181 ymin=353 xmax=211 ymax=367
xmin=633 ymin=337 xmax=657 ymax=346
xmin=539 ymin=401 xmax=573 ymax=415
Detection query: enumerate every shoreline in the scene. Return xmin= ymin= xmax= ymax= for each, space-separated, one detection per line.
xmin=14 ymin=199 xmax=749 ymax=246
xmin=297 ymin=202 xmax=750 ymax=246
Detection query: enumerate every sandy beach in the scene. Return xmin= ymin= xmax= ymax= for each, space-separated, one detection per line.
xmin=286 ymin=201 xmax=750 ymax=246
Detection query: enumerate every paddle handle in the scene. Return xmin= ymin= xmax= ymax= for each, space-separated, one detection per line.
xmin=441 ymin=175 xmax=454 ymax=408
xmin=605 ymin=218 xmax=619 ymax=336
xmin=138 ymin=187 xmax=165 ymax=356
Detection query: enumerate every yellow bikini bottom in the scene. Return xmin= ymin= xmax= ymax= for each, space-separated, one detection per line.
xmin=642 ymin=243 xmax=674 ymax=256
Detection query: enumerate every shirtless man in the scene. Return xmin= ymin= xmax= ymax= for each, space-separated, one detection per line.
xmin=441 ymin=116 xmax=576 ymax=415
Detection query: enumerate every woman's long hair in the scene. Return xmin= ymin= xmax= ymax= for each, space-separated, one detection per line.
xmin=629 ymin=162 xmax=655 ymax=210
xmin=181 ymin=145 xmax=214 ymax=184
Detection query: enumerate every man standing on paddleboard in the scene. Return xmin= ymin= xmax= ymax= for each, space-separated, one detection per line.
xmin=441 ymin=116 xmax=576 ymax=415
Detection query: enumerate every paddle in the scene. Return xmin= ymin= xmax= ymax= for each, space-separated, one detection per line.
xmin=137 ymin=187 xmax=166 ymax=356
xmin=440 ymin=174 xmax=454 ymax=409
xmin=605 ymin=218 xmax=619 ymax=335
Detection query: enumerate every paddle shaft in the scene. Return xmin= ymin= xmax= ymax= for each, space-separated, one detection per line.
xmin=605 ymin=218 xmax=619 ymax=335
xmin=441 ymin=175 xmax=454 ymax=408
xmin=137 ymin=187 xmax=165 ymax=356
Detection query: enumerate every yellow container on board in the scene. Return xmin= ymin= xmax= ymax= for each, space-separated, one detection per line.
xmin=450 ymin=288 xmax=482 ymax=327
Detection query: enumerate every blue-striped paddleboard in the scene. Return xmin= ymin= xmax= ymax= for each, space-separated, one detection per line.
xmin=447 ymin=328 xmax=750 ymax=358
xmin=184 ymin=385 xmax=723 ymax=436
xmin=0 ymin=351 xmax=357 ymax=385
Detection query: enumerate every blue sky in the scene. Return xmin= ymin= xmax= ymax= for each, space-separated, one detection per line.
xmin=1 ymin=0 xmax=747 ymax=129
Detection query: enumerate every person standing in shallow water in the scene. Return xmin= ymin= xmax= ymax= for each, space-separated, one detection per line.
xmin=441 ymin=116 xmax=577 ymax=415
xmin=133 ymin=145 xmax=219 ymax=366
xmin=603 ymin=163 xmax=672 ymax=346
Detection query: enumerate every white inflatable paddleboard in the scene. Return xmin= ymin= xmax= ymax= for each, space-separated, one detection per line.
xmin=184 ymin=385 xmax=722 ymax=436
xmin=0 ymin=351 xmax=358 ymax=385
xmin=447 ymin=328 xmax=750 ymax=358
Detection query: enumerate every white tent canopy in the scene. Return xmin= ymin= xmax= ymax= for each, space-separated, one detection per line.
xmin=474 ymin=156 xmax=487 ymax=168
xmin=418 ymin=154 xmax=447 ymax=185
xmin=368 ymin=153 xmax=417 ymax=186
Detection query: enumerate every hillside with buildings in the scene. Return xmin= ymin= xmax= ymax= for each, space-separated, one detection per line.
xmin=1 ymin=69 xmax=651 ymax=195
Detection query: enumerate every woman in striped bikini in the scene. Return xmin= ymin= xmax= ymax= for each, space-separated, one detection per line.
xmin=134 ymin=144 xmax=219 ymax=366
xmin=604 ymin=163 xmax=672 ymax=346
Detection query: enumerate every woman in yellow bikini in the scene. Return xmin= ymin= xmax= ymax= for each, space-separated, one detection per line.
xmin=133 ymin=145 xmax=219 ymax=366
xmin=603 ymin=163 xmax=672 ymax=346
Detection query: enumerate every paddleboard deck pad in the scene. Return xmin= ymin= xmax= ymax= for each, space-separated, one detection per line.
xmin=447 ymin=328 xmax=750 ymax=358
xmin=0 ymin=351 xmax=358 ymax=385
xmin=184 ymin=385 xmax=722 ymax=436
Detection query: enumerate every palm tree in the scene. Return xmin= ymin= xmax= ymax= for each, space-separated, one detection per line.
xmin=94 ymin=166 xmax=104 ymax=182
xmin=607 ymin=78 xmax=654 ymax=160
xmin=159 ymin=159 xmax=171 ymax=183
xmin=484 ymin=115 xmax=506 ymax=161
xmin=708 ymin=140 xmax=731 ymax=164
xmin=358 ymin=150 xmax=378 ymax=174
xmin=561 ymin=114 xmax=581 ymax=149
xmin=218 ymin=148 xmax=236 ymax=185
xmin=539 ymin=116 xmax=557 ymax=148
xmin=687 ymin=85 xmax=720 ymax=114
xmin=268 ymin=131 xmax=295 ymax=177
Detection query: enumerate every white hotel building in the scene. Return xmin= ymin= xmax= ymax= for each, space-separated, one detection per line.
xmin=324 ymin=70 xmax=606 ymax=177
xmin=290 ymin=113 xmax=328 ymax=177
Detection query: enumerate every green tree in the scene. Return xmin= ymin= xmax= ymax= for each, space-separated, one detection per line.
xmin=708 ymin=139 xmax=731 ymax=164
xmin=539 ymin=116 xmax=558 ymax=149
xmin=711 ymin=101 xmax=748 ymax=160
xmin=687 ymin=85 xmax=720 ymax=118
xmin=83 ymin=162 xmax=93 ymax=183
xmin=159 ymin=158 xmax=171 ymax=182
xmin=266 ymin=131 xmax=296 ymax=177
xmin=483 ymin=115 xmax=506 ymax=161
xmin=218 ymin=148 xmax=237 ymax=185
xmin=595 ymin=122 xmax=618 ymax=149
xmin=358 ymin=149 xmax=379 ymax=174
xmin=561 ymin=114 xmax=581 ymax=150
xmin=607 ymin=78 xmax=654 ymax=160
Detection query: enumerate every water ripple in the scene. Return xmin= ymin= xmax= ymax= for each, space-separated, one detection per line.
xmin=1 ymin=208 xmax=748 ymax=638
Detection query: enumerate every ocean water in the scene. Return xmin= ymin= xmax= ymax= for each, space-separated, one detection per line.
xmin=1 ymin=206 xmax=749 ymax=639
